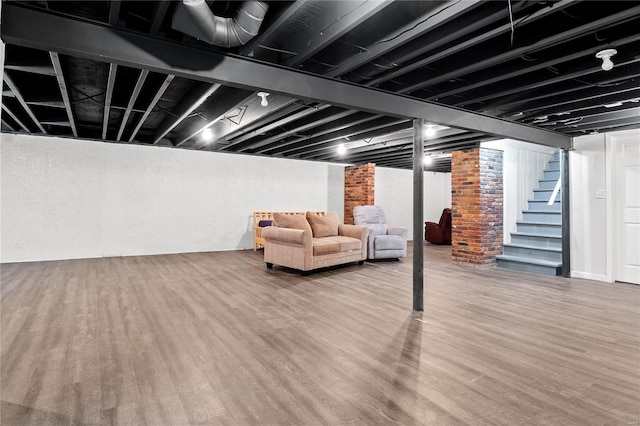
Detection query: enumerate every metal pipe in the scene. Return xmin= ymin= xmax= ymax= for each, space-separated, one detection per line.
xmin=561 ymin=148 xmax=571 ymax=278
xmin=172 ymin=0 xmax=268 ymax=48
xmin=413 ymin=119 xmax=424 ymax=312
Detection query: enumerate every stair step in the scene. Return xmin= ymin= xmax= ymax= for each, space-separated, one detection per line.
xmin=547 ymin=160 xmax=560 ymax=171
xmin=528 ymin=199 xmax=562 ymax=211
xmin=522 ymin=210 xmax=562 ymax=224
xmin=503 ymin=243 xmax=562 ymax=262
xmin=516 ymin=221 xmax=562 ymax=236
xmin=496 ymin=254 xmax=562 ymax=276
xmin=533 ymin=189 xmax=561 ymax=201
xmin=511 ymin=232 xmax=562 ymax=249
xmin=544 ymin=170 xmax=560 ymax=180
xmin=553 ymin=151 xmax=560 ymax=161
xmin=538 ymin=179 xmax=559 ymax=190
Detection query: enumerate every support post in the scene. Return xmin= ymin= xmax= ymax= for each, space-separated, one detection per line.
xmin=560 ymin=148 xmax=571 ymax=277
xmin=413 ymin=119 xmax=424 ymax=311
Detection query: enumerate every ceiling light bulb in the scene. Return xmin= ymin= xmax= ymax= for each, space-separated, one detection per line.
xmin=424 ymin=125 xmax=436 ymax=138
xmin=337 ymin=144 xmax=347 ymax=155
xmin=257 ymin=92 xmax=270 ymax=107
xmin=423 ymin=155 xmax=433 ymax=166
xmin=595 ymin=48 xmax=617 ymax=71
xmin=201 ymin=128 xmax=213 ymax=141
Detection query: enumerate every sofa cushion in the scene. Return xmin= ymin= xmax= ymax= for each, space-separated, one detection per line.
xmin=306 ymin=212 xmax=339 ymax=238
xmin=273 ymin=213 xmax=312 ymax=234
xmin=374 ymin=235 xmax=405 ymax=250
xmin=312 ymin=238 xmax=340 ymax=255
xmin=331 ymin=236 xmax=362 ymax=253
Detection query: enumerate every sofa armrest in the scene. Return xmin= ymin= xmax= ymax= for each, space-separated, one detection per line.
xmin=262 ymin=226 xmax=311 ymax=245
xmin=339 ymin=224 xmax=369 ymax=261
xmin=388 ymin=227 xmax=407 ymax=240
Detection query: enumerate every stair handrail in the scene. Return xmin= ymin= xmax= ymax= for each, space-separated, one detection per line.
xmin=548 ymin=177 xmax=561 ymax=205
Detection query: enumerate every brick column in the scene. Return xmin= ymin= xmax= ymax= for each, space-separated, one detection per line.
xmin=344 ymin=163 xmax=375 ymax=224
xmin=451 ymin=148 xmax=503 ymax=265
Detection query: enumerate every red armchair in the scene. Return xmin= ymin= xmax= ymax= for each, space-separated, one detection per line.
xmin=425 ymin=208 xmax=452 ymax=245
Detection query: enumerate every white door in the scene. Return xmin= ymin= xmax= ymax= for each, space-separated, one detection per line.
xmin=614 ymin=134 xmax=640 ymax=284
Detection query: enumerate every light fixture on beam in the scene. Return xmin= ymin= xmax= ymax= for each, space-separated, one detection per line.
xmin=595 ymin=48 xmax=617 ymax=71
xmin=257 ymin=91 xmax=270 ymax=107
xmin=423 ymin=154 xmax=433 ymax=166
xmin=337 ymin=144 xmax=347 ymax=155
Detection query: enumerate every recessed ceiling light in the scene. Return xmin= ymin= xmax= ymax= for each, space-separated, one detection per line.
xmin=201 ymin=128 xmax=214 ymax=141
xmin=423 ymin=155 xmax=433 ymax=165
xmin=337 ymin=144 xmax=347 ymax=155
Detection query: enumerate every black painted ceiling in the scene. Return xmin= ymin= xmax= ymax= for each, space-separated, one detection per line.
xmin=2 ymin=0 xmax=639 ymax=172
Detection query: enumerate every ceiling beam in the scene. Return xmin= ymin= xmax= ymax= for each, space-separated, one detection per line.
xmin=3 ymin=72 xmax=46 ymax=133
xmin=326 ymin=0 xmax=482 ymax=78
xmin=1 ymin=4 xmax=572 ymax=149
xmin=109 ymin=0 xmax=121 ymax=25
xmin=149 ymin=1 xmax=170 ymax=35
xmin=102 ymin=63 xmax=117 ymax=140
xmin=128 ymin=74 xmax=174 ymax=142
xmin=49 ymin=52 xmax=77 ymax=136
xmin=239 ymin=109 xmax=358 ymax=153
xmin=4 ymin=64 xmax=55 ymax=76
xmin=220 ymin=103 xmax=330 ymax=151
xmin=281 ymin=0 xmax=393 ymax=68
xmin=152 ymin=82 xmax=220 ymax=144
xmin=1 ymin=117 xmax=16 ymax=132
xmin=116 ymin=69 xmax=149 ymax=141
xmin=367 ymin=0 xmax=575 ymax=87
xmin=294 ymin=120 xmax=411 ymax=157
xmin=1 ymin=104 xmax=30 ymax=132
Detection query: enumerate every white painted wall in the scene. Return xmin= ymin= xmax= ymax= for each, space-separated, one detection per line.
xmin=374 ymin=167 xmax=451 ymax=239
xmin=0 ymin=133 xmax=346 ymax=262
xmin=570 ymin=133 xmax=608 ymax=281
xmin=570 ymin=129 xmax=640 ymax=283
xmin=482 ymin=139 xmax=555 ymax=243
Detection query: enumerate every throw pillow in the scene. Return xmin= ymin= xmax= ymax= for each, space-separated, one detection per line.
xmin=273 ymin=213 xmax=312 ymax=234
xmin=306 ymin=212 xmax=339 ymax=238
xmin=258 ymin=220 xmax=273 ymax=227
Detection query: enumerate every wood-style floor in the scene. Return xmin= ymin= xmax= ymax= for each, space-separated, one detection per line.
xmin=1 ymin=245 xmax=639 ymax=425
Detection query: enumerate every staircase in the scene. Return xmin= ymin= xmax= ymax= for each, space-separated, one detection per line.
xmin=497 ymin=151 xmax=563 ymax=276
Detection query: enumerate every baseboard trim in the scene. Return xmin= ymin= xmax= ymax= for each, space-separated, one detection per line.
xmin=571 ymin=271 xmax=611 ymax=283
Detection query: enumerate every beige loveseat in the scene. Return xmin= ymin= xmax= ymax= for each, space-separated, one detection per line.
xmin=263 ymin=212 xmax=369 ymax=274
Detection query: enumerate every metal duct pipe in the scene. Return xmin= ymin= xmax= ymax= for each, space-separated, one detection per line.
xmin=172 ymin=0 xmax=268 ymax=48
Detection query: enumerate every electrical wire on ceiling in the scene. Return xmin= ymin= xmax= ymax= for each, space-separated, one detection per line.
xmin=508 ymin=0 xmax=515 ymax=46
xmin=373 ymin=0 xmax=464 ymax=47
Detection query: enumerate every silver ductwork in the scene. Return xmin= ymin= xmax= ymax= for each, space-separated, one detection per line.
xmin=172 ymin=0 xmax=268 ymax=48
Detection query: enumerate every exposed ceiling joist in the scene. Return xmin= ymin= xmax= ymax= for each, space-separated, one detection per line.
xmin=220 ymin=103 xmax=330 ymax=151
xmin=152 ymin=82 xmax=221 ymax=144
xmin=368 ymin=0 xmax=575 ymax=87
xmin=1 ymin=3 xmax=573 ymax=150
xmin=326 ymin=0 xmax=482 ymax=78
xmin=116 ymin=69 xmax=149 ymax=141
xmin=49 ymin=52 xmax=78 ymax=137
xmin=238 ymin=109 xmax=358 ymax=152
xmin=2 ymin=103 xmax=30 ymax=132
xmin=102 ymin=63 xmax=117 ymax=140
xmin=1 ymin=117 xmax=16 ymax=132
xmin=128 ymin=74 xmax=174 ymax=142
xmin=3 ymin=72 xmax=46 ymax=134
xmin=281 ymin=0 xmax=393 ymax=68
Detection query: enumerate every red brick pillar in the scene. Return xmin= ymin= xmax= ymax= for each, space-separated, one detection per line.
xmin=451 ymin=148 xmax=503 ymax=265
xmin=344 ymin=163 xmax=375 ymax=225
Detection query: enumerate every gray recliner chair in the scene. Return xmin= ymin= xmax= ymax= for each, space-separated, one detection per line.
xmin=353 ymin=206 xmax=407 ymax=260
